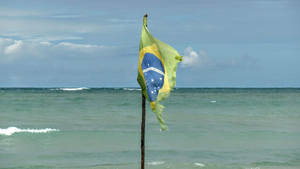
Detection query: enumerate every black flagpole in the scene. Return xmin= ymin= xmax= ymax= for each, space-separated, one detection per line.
xmin=141 ymin=93 xmax=146 ymax=169
xmin=141 ymin=13 xmax=147 ymax=169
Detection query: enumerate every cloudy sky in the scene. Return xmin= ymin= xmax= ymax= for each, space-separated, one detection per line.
xmin=0 ymin=0 xmax=299 ymax=87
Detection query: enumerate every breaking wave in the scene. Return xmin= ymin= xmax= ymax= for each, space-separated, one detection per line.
xmin=148 ymin=161 xmax=165 ymax=165
xmin=123 ymin=88 xmax=141 ymax=91
xmin=0 ymin=127 xmax=59 ymax=136
xmin=56 ymin=87 xmax=89 ymax=91
xmin=194 ymin=162 xmax=205 ymax=167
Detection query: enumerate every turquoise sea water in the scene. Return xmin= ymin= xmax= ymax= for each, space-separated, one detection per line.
xmin=0 ymin=88 xmax=300 ymax=169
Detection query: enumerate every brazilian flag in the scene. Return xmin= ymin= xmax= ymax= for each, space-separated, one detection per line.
xmin=137 ymin=15 xmax=183 ymax=130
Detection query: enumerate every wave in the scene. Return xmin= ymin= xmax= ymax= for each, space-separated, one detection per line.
xmin=148 ymin=161 xmax=165 ymax=165
xmin=210 ymin=100 xmax=217 ymax=103
xmin=52 ymin=87 xmax=89 ymax=91
xmin=194 ymin=162 xmax=205 ymax=167
xmin=0 ymin=127 xmax=59 ymax=136
xmin=123 ymin=88 xmax=141 ymax=91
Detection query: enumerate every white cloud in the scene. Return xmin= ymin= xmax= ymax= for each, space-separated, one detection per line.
xmin=0 ymin=38 xmax=24 ymax=62
xmin=57 ymin=42 xmax=104 ymax=49
xmin=0 ymin=38 xmax=111 ymax=63
xmin=39 ymin=41 xmax=52 ymax=46
xmin=0 ymin=38 xmax=13 ymax=49
xmin=181 ymin=47 xmax=201 ymax=67
xmin=4 ymin=40 xmax=23 ymax=54
xmin=180 ymin=46 xmax=258 ymax=70
xmin=181 ymin=47 xmax=214 ymax=69
xmin=54 ymin=42 xmax=108 ymax=54
xmin=31 ymin=36 xmax=83 ymax=42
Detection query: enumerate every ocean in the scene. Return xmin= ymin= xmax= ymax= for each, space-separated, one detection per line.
xmin=0 ymin=88 xmax=299 ymax=169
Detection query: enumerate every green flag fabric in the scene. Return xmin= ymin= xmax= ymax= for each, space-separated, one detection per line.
xmin=137 ymin=15 xmax=183 ymax=130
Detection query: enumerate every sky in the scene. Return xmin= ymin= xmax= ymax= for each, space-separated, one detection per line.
xmin=0 ymin=0 xmax=299 ymax=87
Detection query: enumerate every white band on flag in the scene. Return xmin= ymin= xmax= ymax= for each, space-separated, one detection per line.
xmin=143 ymin=67 xmax=165 ymax=76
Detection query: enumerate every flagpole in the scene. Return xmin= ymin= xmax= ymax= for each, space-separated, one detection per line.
xmin=141 ymin=93 xmax=146 ymax=169
xmin=141 ymin=13 xmax=148 ymax=169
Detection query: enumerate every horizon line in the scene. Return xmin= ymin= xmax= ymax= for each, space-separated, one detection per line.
xmin=0 ymin=87 xmax=299 ymax=89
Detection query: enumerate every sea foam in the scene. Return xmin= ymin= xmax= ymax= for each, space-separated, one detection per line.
xmin=194 ymin=162 xmax=205 ymax=167
xmin=59 ymin=87 xmax=89 ymax=91
xmin=0 ymin=127 xmax=59 ymax=136
xmin=123 ymin=88 xmax=141 ymax=91
xmin=148 ymin=161 xmax=165 ymax=165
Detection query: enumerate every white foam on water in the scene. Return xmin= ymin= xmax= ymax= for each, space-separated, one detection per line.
xmin=123 ymin=88 xmax=141 ymax=91
xmin=0 ymin=127 xmax=59 ymax=136
xmin=60 ymin=87 xmax=89 ymax=91
xmin=210 ymin=100 xmax=217 ymax=103
xmin=148 ymin=161 xmax=165 ymax=165
xmin=194 ymin=162 xmax=205 ymax=167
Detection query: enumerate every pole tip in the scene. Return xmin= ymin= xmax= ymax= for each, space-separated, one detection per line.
xmin=143 ymin=14 xmax=148 ymax=26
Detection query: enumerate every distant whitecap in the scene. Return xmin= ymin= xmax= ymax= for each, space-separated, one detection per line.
xmin=60 ymin=87 xmax=89 ymax=91
xmin=0 ymin=127 xmax=59 ymax=136
xmin=148 ymin=161 xmax=165 ymax=165
xmin=194 ymin=162 xmax=205 ymax=167
xmin=123 ymin=88 xmax=141 ymax=91
xmin=210 ymin=100 xmax=217 ymax=103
